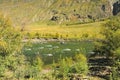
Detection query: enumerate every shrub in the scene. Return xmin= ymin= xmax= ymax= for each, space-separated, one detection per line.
xmin=54 ymin=53 xmax=89 ymax=79
xmin=72 ymin=54 xmax=89 ymax=75
xmin=0 ymin=13 xmax=26 ymax=79
xmin=0 ymin=13 xmax=44 ymax=80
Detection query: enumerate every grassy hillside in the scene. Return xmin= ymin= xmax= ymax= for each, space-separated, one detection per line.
xmin=0 ymin=0 xmax=115 ymax=26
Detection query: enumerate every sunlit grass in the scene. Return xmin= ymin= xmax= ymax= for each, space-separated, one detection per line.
xmin=24 ymin=21 xmax=106 ymax=39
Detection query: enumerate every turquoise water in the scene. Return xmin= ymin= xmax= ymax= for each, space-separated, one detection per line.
xmin=23 ymin=41 xmax=94 ymax=64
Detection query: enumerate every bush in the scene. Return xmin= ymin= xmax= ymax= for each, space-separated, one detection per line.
xmin=0 ymin=13 xmax=44 ymax=80
xmin=54 ymin=53 xmax=89 ymax=79
xmin=0 ymin=13 xmax=26 ymax=79
xmin=72 ymin=54 xmax=89 ymax=75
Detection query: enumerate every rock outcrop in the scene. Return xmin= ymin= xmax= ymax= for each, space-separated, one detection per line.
xmin=113 ymin=0 xmax=120 ymax=15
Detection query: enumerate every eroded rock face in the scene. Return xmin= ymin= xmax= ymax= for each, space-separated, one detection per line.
xmin=113 ymin=0 xmax=120 ymax=15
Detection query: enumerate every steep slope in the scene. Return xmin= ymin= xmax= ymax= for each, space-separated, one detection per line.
xmin=0 ymin=0 xmax=119 ymax=26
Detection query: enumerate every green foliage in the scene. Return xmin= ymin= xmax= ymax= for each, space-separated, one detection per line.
xmin=94 ymin=16 xmax=120 ymax=79
xmin=24 ymin=57 xmax=43 ymax=79
xmin=94 ymin=16 xmax=120 ymax=58
xmin=71 ymin=54 xmax=89 ymax=75
xmin=54 ymin=53 xmax=88 ymax=79
xmin=0 ymin=14 xmax=45 ymax=80
xmin=111 ymin=67 xmax=120 ymax=80
xmin=0 ymin=13 xmax=26 ymax=79
xmin=0 ymin=14 xmax=23 ymax=55
xmin=0 ymin=13 xmax=44 ymax=80
xmin=115 ymin=47 xmax=120 ymax=59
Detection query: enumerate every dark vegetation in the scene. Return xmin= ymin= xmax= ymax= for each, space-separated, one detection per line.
xmin=113 ymin=0 xmax=120 ymax=15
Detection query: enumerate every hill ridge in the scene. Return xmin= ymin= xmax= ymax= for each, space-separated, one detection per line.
xmin=0 ymin=0 xmax=119 ymax=26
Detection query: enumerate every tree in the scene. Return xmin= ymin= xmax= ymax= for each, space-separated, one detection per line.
xmin=94 ymin=16 xmax=120 ymax=79
xmin=0 ymin=13 xmax=44 ymax=80
xmin=0 ymin=13 xmax=26 ymax=79
xmin=94 ymin=16 xmax=120 ymax=59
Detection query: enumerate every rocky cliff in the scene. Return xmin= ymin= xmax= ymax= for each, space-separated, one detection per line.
xmin=113 ymin=0 xmax=120 ymax=15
